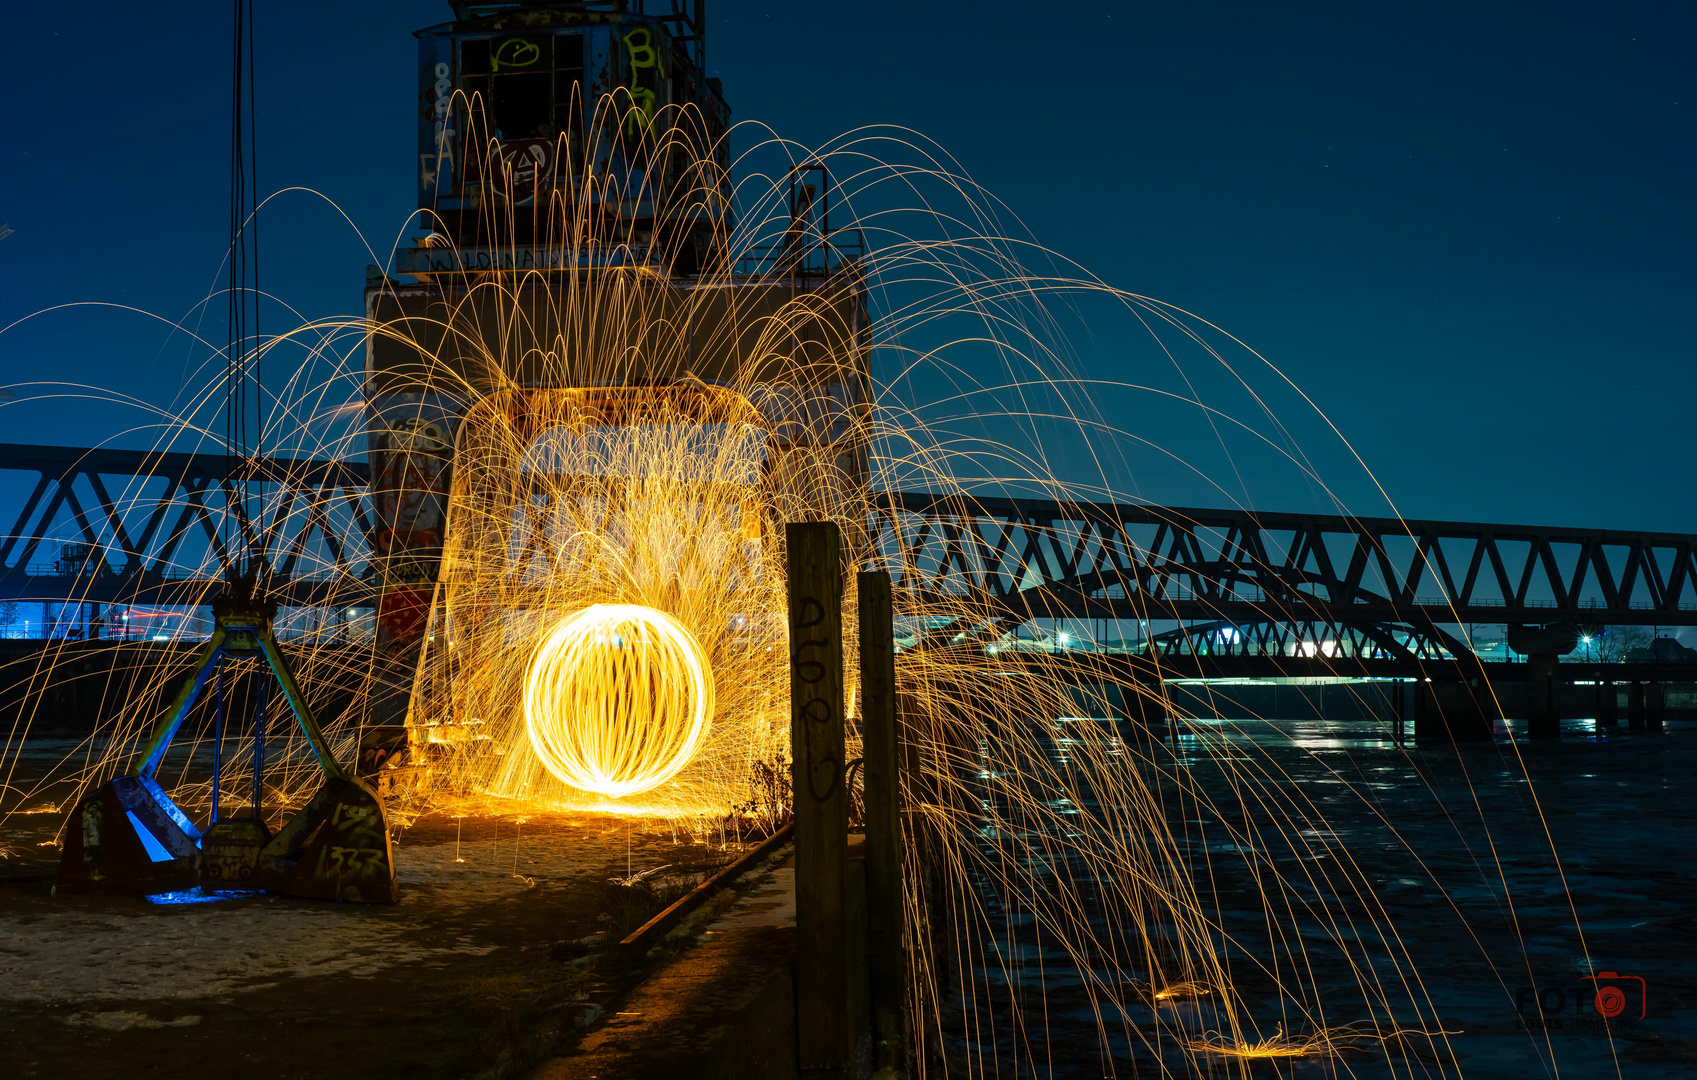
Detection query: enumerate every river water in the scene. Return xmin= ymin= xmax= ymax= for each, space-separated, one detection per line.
xmin=955 ymin=715 xmax=1695 ymax=1078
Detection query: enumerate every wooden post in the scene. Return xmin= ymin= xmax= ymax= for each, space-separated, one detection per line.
xmin=858 ymin=570 xmax=905 ymax=1078
xmin=787 ymin=522 xmax=849 ymax=1079
xmin=1392 ymin=680 xmax=1406 ymax=747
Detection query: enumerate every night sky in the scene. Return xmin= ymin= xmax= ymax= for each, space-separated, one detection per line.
xmin=2 ymin=1 xmax=1691 ymax=529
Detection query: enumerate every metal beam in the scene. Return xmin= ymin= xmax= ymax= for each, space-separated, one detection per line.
xmin=0 ymin=443 xmax=371 ymax=606
xmin=875 ymin=492 xmax=1697 ymax=627
xmin=6 ymin=443 xmax=1697 ymax=630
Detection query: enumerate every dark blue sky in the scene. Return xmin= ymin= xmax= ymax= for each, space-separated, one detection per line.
xmin=2 ymin=1 xmax=1692 ymax=529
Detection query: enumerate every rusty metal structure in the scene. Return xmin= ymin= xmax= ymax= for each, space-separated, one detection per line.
xmin=56 ymin=593 xmax=397 ymax=901
xmin=411 ymin=0 xmax=726 ymax=249
xmin=357 ymin=0 xmax=871 ymax=778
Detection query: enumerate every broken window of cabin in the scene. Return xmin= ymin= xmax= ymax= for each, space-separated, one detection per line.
xmin=459 ymin=33 xmax=584 ymax=144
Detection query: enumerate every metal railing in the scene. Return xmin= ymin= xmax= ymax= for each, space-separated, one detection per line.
xmin=733 ymin=229 xmax=865 ymax=278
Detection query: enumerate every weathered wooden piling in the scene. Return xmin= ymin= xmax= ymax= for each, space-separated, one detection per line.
xmin=786 ymin=522 xmax=850 ymax=1080
xmin=857 ymin=570 xmax=906 ymax=1079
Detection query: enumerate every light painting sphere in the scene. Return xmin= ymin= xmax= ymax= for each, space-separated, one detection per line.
xmin=523 ymin=604 xmax=714 ymax=798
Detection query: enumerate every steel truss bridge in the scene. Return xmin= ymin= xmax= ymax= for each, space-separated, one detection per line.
xmin=0 ymin=444 xmax=371 ymax=608
xmin=3 ymin=443 xmax=1696 ymax=679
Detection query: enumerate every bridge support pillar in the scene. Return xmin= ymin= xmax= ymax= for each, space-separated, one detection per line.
xmin=1628 ymin=681 xmax=1647 ymax=731
xmin=1526 ymin=653 xmax=1561 ymax=738
xmin=1118 ymin=677 xmax=1167 ymax=743
xmin=1597 ymin=680 xmax=1618 ymax=731
xmin=1646 ymin=682 xmax=1665 ymax=733
xmin=1414 ymin=678 xmax=1494 ymax=743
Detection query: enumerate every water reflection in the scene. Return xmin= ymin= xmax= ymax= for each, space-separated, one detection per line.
xmin=956 ymin=711 xmax=1686 ymax=1076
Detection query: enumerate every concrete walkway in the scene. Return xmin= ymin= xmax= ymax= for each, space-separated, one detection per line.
xmin=529 ymin=854 xmax=799 ymax=1080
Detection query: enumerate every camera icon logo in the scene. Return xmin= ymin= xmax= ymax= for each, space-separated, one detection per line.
xmin=1581 ymin=972 xmax=1646 ymax=1019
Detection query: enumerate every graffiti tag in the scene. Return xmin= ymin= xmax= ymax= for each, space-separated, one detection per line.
xmin=423 ymin=61 xmax=457 ymax=191
xmin=312 ymin=802 xmax=387 ymax=881
xmin=492 ymin=37 xmax=542 ymax=72
xmin=793 ymin=595 xmax=840 ymax=802
xmin=622 ymin=28 xmax=666 ymax=137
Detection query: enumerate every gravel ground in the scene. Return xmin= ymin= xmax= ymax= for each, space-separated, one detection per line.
xmin=0 ymin=758 xmax=741 ymax=1080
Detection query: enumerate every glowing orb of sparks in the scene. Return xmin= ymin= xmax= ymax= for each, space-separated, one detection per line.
xmin=522 ymin=604 xmax=715 ymax=799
